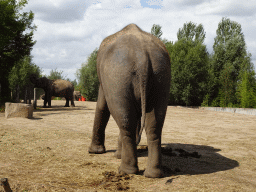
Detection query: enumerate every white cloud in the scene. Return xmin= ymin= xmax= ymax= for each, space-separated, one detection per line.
xmin=24 ymin=0 xmax=87 ymax=23
xmin=20 ymin=0 xmax=256 ymax=81
xmin=196 ymin=0 xmax=256 ymax=16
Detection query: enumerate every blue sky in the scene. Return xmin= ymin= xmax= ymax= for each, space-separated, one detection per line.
xmin=22 ymin=0 xmax=256 ymax=81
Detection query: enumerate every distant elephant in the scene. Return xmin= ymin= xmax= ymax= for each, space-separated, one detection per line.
xmin=30 ymin=74 xmax=75 ymax=108
xmin=88 ymin=24 xmax=171 ymax=178
xmin=73 ymin=91 xmax=81 ymax=101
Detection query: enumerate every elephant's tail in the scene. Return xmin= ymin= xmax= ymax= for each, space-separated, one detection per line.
xmin=138 ymin=52 xmax=149 ymax=143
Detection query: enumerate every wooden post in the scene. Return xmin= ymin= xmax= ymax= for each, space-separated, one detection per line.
xmin=25 ymin=89 xmax=28 ymax=104
xmin=33 ymin=88 xmax=37 ymax=109
xmin=1 ymin=178 xmax=12 ymax=192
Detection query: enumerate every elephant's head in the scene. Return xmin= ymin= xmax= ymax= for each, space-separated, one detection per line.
xmin=30 ymin=74 xmax=48 ymax=89
xmin=29 ymin=74 xmax=38 ymax=85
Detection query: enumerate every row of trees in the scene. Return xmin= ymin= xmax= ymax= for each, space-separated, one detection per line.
xmin=0 ymin=0 xmax=77 ymax=103
xmin=170 ymin=18 xmax=255 ymax=107
xmin=76 ymin=18 xmax=256 ymax=108
xmin=1 ymin=0 xmax=255 ymax=108
xmin=0 ymin=0 xmax=37 ymax=103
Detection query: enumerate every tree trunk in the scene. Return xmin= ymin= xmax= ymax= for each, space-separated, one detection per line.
xmin=33 ymin=88 xmax=37 ymax=109
xmin=0 ymin=78 xmax=11 ymax=103
xmin=15 ymin=85 xmax=20 ymax=103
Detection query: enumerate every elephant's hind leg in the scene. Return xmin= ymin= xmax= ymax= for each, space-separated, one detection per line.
xmin=88 ymin=85 xmax=110 ymax=154
xmin=110 ymin=102 xmax=140 ymax=175
xmin=115 ymin=117 xmax=141 ymax=159
xmin=71 ymin=97 xmax=75 ymax=107
xmin=144 ymin=88 xmax=169 ymax=178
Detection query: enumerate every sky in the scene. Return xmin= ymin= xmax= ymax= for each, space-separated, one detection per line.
xmin=21 ymin=0 xmax=256 ymax=82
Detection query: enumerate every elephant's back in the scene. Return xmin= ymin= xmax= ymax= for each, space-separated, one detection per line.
xmin=97 ymin=25 xmax=170 ymax=81
xmin=99 ymin=24 xmax=167 ymax=55
xmin=52 ymin=79 xmax=74 ymax=95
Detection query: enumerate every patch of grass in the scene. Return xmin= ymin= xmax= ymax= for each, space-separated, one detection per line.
xmin=0 ymin=104 xmax=5 ymax=112
xmin=53 ymin=97 xmax=62 ymax=100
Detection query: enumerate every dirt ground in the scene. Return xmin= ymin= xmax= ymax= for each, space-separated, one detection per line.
xmin=0 ymin=100 xmax=256 ymax=191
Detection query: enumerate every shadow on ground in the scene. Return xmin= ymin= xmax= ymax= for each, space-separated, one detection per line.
xmin=121 ymin=143 xmax=238 ymax=177
xmin=32 ymin=106 xmax=95 ymax=118
xmin=34 ymin=106 xmax=89 ymax=112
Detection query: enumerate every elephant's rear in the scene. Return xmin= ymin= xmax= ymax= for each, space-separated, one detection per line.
xmin=90 ymin=24 xmax=171 ymax=178
xmin=52 ymin=79 xmax=74 ymax=98
xmin=97 ymin=24 xmax=170 ymax=129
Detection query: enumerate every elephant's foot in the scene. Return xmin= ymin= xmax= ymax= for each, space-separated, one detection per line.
xmin=144 ymin=167 xmax=163 ymax=178
xmin=118 ymin=164 xmax=138 ymax=175
xmin=88 ymin=144 xmax=106 ymax=154
xmin=71 ymin=104 xmax=75 ymax=107
xmin=114 ymin=150 xmax=121 ymax=159
xmin=64 ymin=105 xmax=70 ymax=107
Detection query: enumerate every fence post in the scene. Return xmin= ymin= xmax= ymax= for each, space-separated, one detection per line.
xmin=33 ymin=88 xmax=37 ymax=109
xmin=1 ymin=178 xmax=12 ymax=192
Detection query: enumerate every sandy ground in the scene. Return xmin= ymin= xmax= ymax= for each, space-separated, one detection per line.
xmin=0 ymin=100 xmax=256 ymax=191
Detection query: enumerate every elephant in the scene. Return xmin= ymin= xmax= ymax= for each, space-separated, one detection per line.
xmin=30 ymin=74 xmax=75 ymax=108
xmin=88 ymin=24 xmax=171 ymax=178
xmin=73 ymin=91 xmax=81 ymax=101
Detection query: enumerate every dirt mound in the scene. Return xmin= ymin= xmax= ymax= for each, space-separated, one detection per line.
xmin=98 ymin=171 xmax=131 ymax=191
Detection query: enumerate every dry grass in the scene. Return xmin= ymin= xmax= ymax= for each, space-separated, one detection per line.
xmin=0 ymin=100 xmax=256 ymax=191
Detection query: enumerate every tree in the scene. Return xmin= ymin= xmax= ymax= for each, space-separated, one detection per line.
xmin=0 ymin=0 xmax=36 ymax=103
xmin=236 ymin=54 xmax=256 ymax=108
xmin=48 ymin=69 xmax=66 ymax=80
xmin=76 ymin=48 xmax=99 ymax=101
xmin=151 ymin=24 xmax=163 ymax=39
xmin=177 ymin=22 xmax=205 ymax=43
xmin=71 ymin=79 xmax=78 ymax=89
xmin=211 ymin=17 xmax=254 ymax=107
xmin=8 ymin=55 xmax=41 ymax=102
xmin=167 ymin=22 xmax=209 ymax=106
xmin=66 ymin=78 xmax=78 ymax=89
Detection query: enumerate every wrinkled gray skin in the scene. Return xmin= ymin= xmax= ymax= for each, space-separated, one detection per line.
xmin=30 ymin=75 xmax=75 ymax=108
xmin=88 ymin=24 xmax=171 ymax=178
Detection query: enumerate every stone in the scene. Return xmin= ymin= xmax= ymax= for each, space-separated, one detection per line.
xmin=5 ymin=102 xmax=33 ymax=119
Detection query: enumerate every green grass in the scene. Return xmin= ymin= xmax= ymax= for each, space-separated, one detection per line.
xmin=0 ymin=105 xmax=5 ymax=112
xmin=53 ymin=97 xmax=62 ymax=100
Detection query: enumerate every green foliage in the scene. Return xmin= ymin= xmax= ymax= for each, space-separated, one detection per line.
xmin=48 ymin=69 xmax=66 ymax=80
xmin=236 ymin=61 xmax=256 ymax=108
xmin=48 ymin=71 xmax=77 ymax=89
xmin=53 ymin=97 xmax=62 ymax=100
xmin=218 ymin=62 xmax=236 ymax=107
xmin=210 ymin=17 xmax=252 ymax=107
xmin=177 ymin=22 xmax=205 ymax=43
xmin=0 ymin=0 xmax=36 ymax=103
xmin=151 ymin=24 xmax=163 ymax=39
xmin=8 ymin=55 xmax=41 ymax=100
xmin=201 ymin=94 xmax=210 ymax=107
xmin=71 ymin=79 xmax=78 ymax=88
xmin=167 ymin=22 xmax=209 ymax=106
xmin=0 ymin=104 xmax=5 ymax=112
xmin=76 ymin=48 xmax=99 ymax=101
xmin=66 ymin=78 xmax=78 ymax=89
xmin=150 ymin=24 xmax=170 ymax=45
